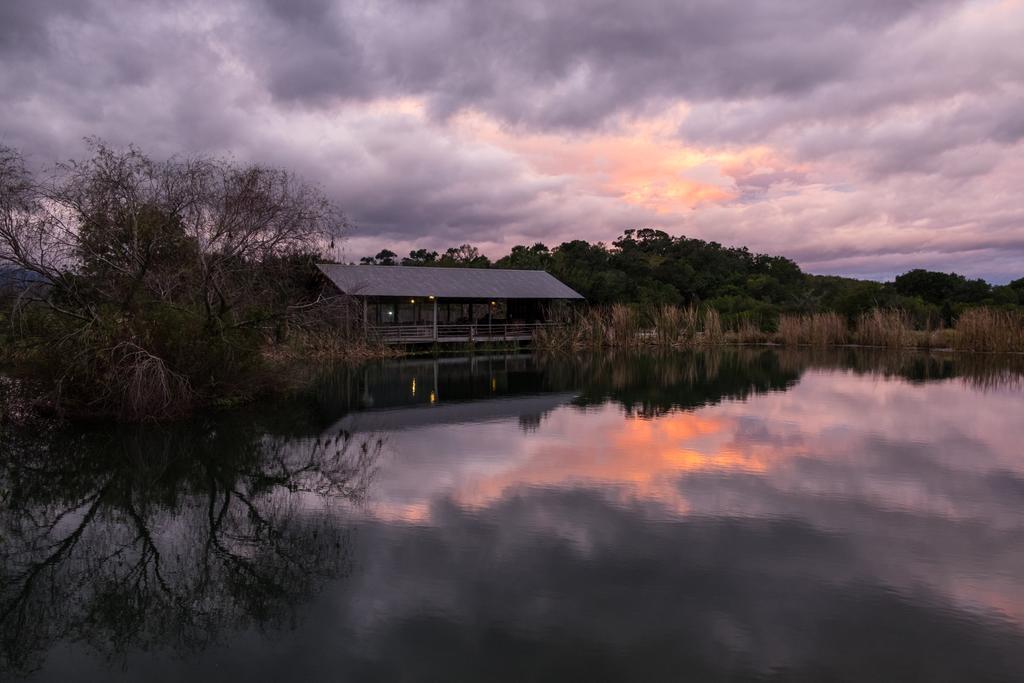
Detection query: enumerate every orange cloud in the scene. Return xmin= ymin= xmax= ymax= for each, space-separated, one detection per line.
xmin=451 ymin=107 xmax=793 ymax=214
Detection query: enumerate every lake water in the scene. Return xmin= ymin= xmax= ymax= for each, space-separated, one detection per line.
xmin=3 ymin=349 xmax=1024 ymax=681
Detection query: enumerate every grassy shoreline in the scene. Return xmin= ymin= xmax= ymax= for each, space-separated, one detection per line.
xmin=4 ymin=305 xmax=1022 ymax=424
xmin=534 ymin=304 xmax=1024 ymax=353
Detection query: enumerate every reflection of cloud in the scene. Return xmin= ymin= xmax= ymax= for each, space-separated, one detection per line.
xmin=93 ymin=487 xmax=1024 ymax=681
xmin=369 ymin=405 xmax=751 ymax=518
xmin=364 ymin=368 xmax=1024 ymax=626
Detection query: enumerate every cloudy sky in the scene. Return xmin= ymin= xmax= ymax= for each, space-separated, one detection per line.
xmin=1 ymin=0 xmax=1022 ymax=281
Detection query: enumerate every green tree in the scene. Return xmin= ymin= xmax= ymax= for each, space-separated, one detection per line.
xmin=0 ymin=141 xmax=346 ymax=419
xmin=361 ymin=249 xmax=398 ymax=265
xmin=401 ymin=248 xmax=439 ymax=266
xmin=495 ymin=243 xmax=552 ymax=270
xmin=438 ymin=244 xmax=491 ymax=268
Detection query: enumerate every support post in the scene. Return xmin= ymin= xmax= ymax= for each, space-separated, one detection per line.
xmin=433 ymin=298 xmax=438 ymax=341
xmin=363 ymin=298 xmax=368 ymax=337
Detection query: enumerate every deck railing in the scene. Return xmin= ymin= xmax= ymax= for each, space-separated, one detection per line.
xmin=369 ymin=322 xmax=557 ymax=344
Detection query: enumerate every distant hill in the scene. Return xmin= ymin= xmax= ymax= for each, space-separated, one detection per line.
xmin=0 ymin=267 xmax=43 ymax=291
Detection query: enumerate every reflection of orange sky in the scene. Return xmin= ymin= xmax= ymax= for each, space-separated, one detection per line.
xmin=363 ymin=371 xmax=1024 ymax=625
xmin=375 ymin=412 xmax=786 ymax=522
xmin=464 ymin=414 xmax=728 ymax=509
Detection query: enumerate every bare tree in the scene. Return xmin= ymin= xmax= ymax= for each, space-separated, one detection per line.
xmin=0 ymin=141 xmax=350 ymax=418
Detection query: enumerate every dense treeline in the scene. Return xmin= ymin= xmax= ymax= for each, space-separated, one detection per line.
xmin=361 ymin=229 xmax=1023 ymax=329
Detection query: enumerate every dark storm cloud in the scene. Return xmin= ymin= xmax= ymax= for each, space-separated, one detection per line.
xmin=240 ymin=0 xmax=963 ymax=127
xmin=0 ymin=0 xmax=1021 ymax=279
xmin=2 ymin=0 xmax=965 ymax=133
xmin=0 ymin=1 xmax=86 ymax=57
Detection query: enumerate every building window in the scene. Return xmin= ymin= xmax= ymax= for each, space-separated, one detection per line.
xmin=492 ymin=300 xmax=507 ymax=321
xmin=397 ymin=302 xmax=416 ymax=324
xmin=472 ymin=303 xmax=490 ymax=323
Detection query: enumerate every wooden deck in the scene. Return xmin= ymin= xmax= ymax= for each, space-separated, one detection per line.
xmin=369 ymin=322 xmax=556 ymax=344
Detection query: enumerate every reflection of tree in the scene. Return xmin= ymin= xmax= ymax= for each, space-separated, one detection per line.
xmin=538 ymin=348 xmax=1024 ymax=419
xmin=0 ymin=420 xmax=382 ymax=676
xmin=774 ymin=346 xmax=1024 ymax=390
xmin=537 ymin=349 xmax=801 ymax=418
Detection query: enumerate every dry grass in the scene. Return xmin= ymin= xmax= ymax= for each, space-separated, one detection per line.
xmin=271 ymin=328 xmax=398 ymax=362
xmin=534 ymin=304 xmax=723 ymax=350
xmin=609 ymin=304 xmax=642 ymax=347
xmin=650 ymin=304 xmax=685 ymax=346
xmin=539 ymin=305 xmax=1024 ymax=354
xmin=855 ymin=309 xmax=915 ymax=348
xmin=702 ymin=308 xmax=724 ymax=345
xmin=730 ymin=319 xmax=773 ymax=345
xmin=778 ymin=312 xmax=847 ymax=347
xmin=954 ymin=308 xmax=1024 ymax=352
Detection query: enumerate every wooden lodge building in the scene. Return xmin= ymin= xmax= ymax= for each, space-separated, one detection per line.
xmin=317 ymin=264 xmax=584 ymax=344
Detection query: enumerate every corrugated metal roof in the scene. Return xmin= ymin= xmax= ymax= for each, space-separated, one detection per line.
xmin=317 ymin=264 xmax=584 ymax=299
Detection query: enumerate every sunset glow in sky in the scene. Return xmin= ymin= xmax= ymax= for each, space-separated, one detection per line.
xmin=2 ymin=0 xmax=1022 ymax=280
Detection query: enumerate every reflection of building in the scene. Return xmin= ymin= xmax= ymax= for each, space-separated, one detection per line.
xmin=322 ymin=355 xmax=578 ymax=432
xmin=333 ymin=393 xmax=578 ymax=433
xmin=317 ymin=264 xmax=583 ymax=344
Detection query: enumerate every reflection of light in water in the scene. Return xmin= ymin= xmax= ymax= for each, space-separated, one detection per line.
xmin=411 ymin=378 xmax=416 ymax=397
xmin=371 ymin=408 xmax=756 ymax=521
xmin=446 ymin=411 xmax=762 ymax=513
xmin=366 ymin=369 xmax=1024 ymax=625
xmin=429 ymin=391 xmax=436 ymax=404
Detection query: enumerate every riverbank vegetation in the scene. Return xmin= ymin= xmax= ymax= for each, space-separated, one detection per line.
xmin=366 ymin=229 xmax=1023 ymax=353
xmin=0 ymin=142 xmax=362 ymax=420
xmin=533 ymin=304 xmax=1024 ymax=353
xmin=4 ymin=141 xmax=1022 ymax=422
xmin=365 ymin=229 xmax=1023 ymax=327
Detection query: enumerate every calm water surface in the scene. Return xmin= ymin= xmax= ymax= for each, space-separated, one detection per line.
xmin=3 ymin=349 xmax=1024 ymax=681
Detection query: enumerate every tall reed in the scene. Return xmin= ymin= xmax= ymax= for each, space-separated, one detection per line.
xmin=608 ymin=304 xmax=642 ymax=347
xmin=855 ymin=309 xmax=915 ymax=348
xmin=650 ymin=304 xmax=684 ymax=346
xmin=954 ymin=308 xmax=1024 ymax=352
xmin=778 ymin=312 xmax=847 ymax=346
xmin=732 ymin=319 xmax=772 ymax=345
xmin=537 ymin=305 xmax=1024 ymax=353
xmin=534 ymin=304 xmax=723 ymax=350
xmin=702 ymin=308 xmax=724 ymax=346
